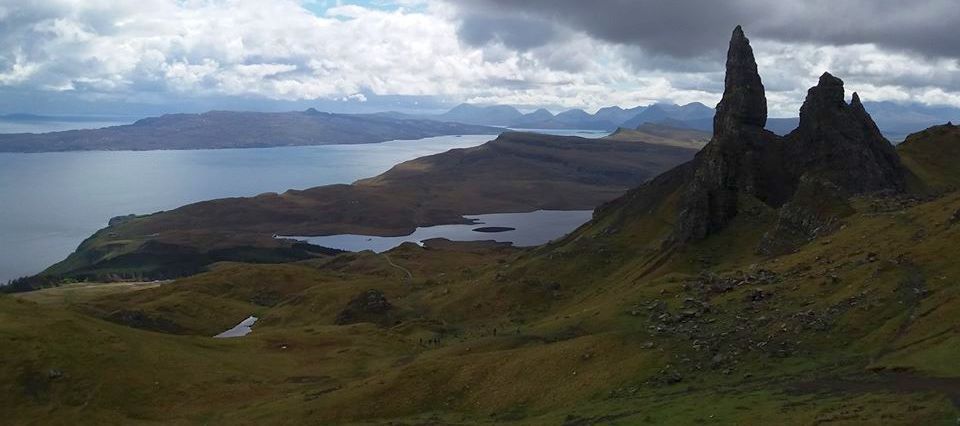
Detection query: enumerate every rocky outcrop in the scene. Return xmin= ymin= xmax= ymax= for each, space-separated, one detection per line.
xmin=713 ymin=26 xmax=767 ymax=136
xmin=757 ymin=177 xmax=855 ymax=255
xmin=785 ymin=74 xmax=905 ymax=195
xmin=671 ymin=26 xmax=907 ymax=246
xmin=334 ymin=289 xmax=396 ymax=326
xmin=108 ymin=214 xmax=138 ymax=227
xmin=674 ymin=26 xmax=784 ymax=242
xmin=106 ymin=309 xmax=184 ymax=334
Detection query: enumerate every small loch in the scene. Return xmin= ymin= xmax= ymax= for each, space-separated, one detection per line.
xmin=214 ymin=316 xmax=258 ymax=338
xmin=284 ymin=209 xmax=593 ymax=253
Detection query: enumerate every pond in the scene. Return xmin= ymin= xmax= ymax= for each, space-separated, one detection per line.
xmin=284 ymin=209 xmax=594 ymax=252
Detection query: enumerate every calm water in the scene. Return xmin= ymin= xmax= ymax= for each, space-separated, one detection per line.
xmin=0 ymin=135 xmax=494 ymax=283
xmin=214 ymin=316 xmax=258 ymax=338
xmin=286 ymin=210 xmax=594 ymax=252
xmin=508 ymin=128 xmax=609 ymax=138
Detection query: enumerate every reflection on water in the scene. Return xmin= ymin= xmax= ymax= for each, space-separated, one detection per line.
xmin=285 ymin=210 xmax=594 ymax=252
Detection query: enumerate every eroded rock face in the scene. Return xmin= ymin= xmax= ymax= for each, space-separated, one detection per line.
xmin=785 ymin=74 xmax=905 ymax=195
xmin=757 ymin=177 xmax=855 ymax=255
xmin=714 ymin=25 xmax=767 ymax=136
xmin=674 ymin=26 xmax=783 ymax=242
xmin=334 ymin=289 xmax=394 ymax=326
xmin=671 ymin=26 xmax=907 ymax=246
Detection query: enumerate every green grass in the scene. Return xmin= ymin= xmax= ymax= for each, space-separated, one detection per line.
xmin=4 ymin=126 xmax=960 ymax=423
xmin=898 ymin=124 xmax=960 ymax=194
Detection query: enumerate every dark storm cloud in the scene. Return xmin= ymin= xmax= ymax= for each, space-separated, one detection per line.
xmin=450 ymin=0 xmax=960 ymax=59
xmin=457 ymin=13 xmax=563 ymax=51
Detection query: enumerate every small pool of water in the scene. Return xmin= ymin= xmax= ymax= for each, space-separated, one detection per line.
xmin=214 ymin=316 xmax=258 ymax=338
xmin=508 ymin=128 xmax=610 ymax=138
xmin=283 ymin=210 xmax=593 ymax=253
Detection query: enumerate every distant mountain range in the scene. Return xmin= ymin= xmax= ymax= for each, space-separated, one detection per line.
xmin=1 ymin=99 xmax=954 ymax=153
xmin=383 ymin=102 xmax=712 ymax=131
xmin=406 ymin=101 xmax=959 ymax=141
xmin=0 ymin=109 xmax=500 ymax=152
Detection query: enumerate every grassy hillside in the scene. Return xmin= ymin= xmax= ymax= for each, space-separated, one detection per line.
xmin=4 ymin=194 xmax=959 ymax=423
xmin=604 ymin=123 xmax=710 ymax=149
xmin=898 ymin=123 xmax=960 ymax=193
xmin=3 ymin=123 xmax=959 ymax=424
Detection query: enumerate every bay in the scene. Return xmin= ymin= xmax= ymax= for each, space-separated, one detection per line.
xmin=0 ymin=134 xmax=494 ymax=283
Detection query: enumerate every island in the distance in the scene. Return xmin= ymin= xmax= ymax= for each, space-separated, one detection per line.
xmin=0 ymin=109 xmax=501 ymax=153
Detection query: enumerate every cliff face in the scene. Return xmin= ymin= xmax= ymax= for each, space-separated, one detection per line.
xmin=674 ymin=26 xmax=785 ymax=242
xmin=672 ymin=26 xmax=907 ymax=247
xmin=785 ymin=74 xmax=905 ymax=194
xmin=713 ymin=26 xmax=767 ymax=135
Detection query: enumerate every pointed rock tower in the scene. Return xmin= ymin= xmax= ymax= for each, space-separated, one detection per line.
xmin=671 ymin=26 xmax=906 ymax=246
xmin=714 ymin=25 xmax=767 ymax=138
xmin=673 ymin=26 xmax=785 ymax=242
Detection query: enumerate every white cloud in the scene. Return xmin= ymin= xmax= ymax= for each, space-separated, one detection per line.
xmin=0 ymin=0 xmax=957 ymax=114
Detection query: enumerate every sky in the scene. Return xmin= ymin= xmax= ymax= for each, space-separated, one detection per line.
xmin=0 ymin=0 xmax=958 ymax=118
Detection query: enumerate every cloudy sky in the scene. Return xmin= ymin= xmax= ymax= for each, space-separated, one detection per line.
xmin=0 ymin=0 xmax=958 ymax=117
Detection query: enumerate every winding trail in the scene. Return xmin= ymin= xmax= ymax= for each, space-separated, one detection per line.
xmin=382 ymin=253 xmax=413 ymax=282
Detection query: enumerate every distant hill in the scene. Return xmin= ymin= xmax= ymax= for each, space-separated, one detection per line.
xmin=620 ymin=102 xmax=714 ymax=128
xmin=508 ymin=108 xmax=556 ymax=128
xmin=428 ymin=100 xmax=959 ymax=141
xmin=435 ymin=104 xmax=524 ymax=126
xmin=511 ymin=108 xmax=619 ymax=130
xmin=408 ymin=102 xmax=715 ymax=131
xmin=3 ymin=100 xmax=954 ymax=152
xmin=604 ymin=123 xmax=710 ymax=149
xmin=593 ymin=105 xmax=647 ymax=125
xmin=0 ymin=109 xmax=501 ymax=153
xmin=536 ymin=109 xmax=617 ymax=130
xmin=861 ymin=101 xmax=960 ymax=141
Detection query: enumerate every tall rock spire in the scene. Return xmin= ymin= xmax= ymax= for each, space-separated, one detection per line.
xmin=671 ymin=26 xmax=905 ymax=247
xmin=673 ymin=26 xmax=779 ymax=242
xmin=713 ymin=25 xmax=767 ymax=137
